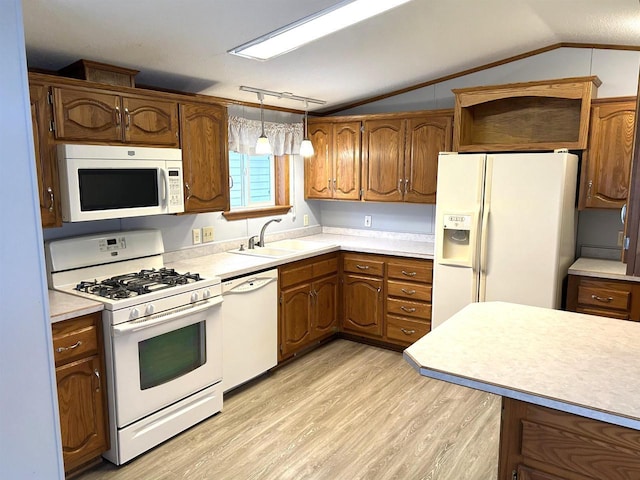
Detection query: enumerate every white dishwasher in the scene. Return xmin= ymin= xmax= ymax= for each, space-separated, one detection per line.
xmin=221 ymin=268 xmax=278 ymax=393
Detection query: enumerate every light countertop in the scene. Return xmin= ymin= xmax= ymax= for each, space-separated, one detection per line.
xmin=49 ymin=230 xmax=434 ymax=320
xmin=568 ymin=257 xmax=640 ymax=283
xmin=404 ymin=301 xmax=640 ymax=430
xmin=49 ymin=289 xmax=103 ymax=323
xmin=166 ymin=231 xmax=434 ymax=281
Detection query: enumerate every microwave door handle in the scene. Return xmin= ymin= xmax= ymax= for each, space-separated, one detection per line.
xmin=161 ymin=168 xmax=169 ymax=206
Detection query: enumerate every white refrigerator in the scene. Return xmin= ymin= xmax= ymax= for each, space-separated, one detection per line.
xmin=432 ymin=151 xmax=578 ymax=328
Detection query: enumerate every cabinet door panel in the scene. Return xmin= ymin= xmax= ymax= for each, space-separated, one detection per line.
xmin=342 ymin=274 xmax=383 ymax=337
xmin=362 ymin=119 xmax=404 ymax=202
xmin=280 ymin=284 xmax=312 ymax=357
xmin=56 ymin=356 xmax=108 ymax=472
xmin=305 ymin=122 xmax=333 ymax=199
xmin=333 ymin=122 xmax=361 ymax=200
xmin=312 ymin=275 xmax=338 ymax=338
xmin=53 ymin=87 xmax=121 ymax=141
xmin=30 ymin=84 xmax=62 ymax=228
xmin=180 ymin=102 xmax=229 ymax=213
xmin=580 ymin=100 xmax=635 ymax=209
xmin=404 ymin=115 xmax=452 ymax=203
xmin=123 ymin=96 xmax=179 ymax=146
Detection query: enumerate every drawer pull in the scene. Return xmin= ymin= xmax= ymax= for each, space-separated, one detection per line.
xmin=591 ymin=294 xmax=613 ymax=303
xmin=356 ymin=264 xmax=370 ymax=270
xmin=400 ymin=306 xmax=417 ymax=313
xmin=400 ymin=328 xmax=416 ymax=335
xmin=56 ymin=340 xmax=82 ymax=353
xmin=401 ymin=270 xmax=417 ymax=277
xmin=401 ymin=288 xmax=416 ymax=295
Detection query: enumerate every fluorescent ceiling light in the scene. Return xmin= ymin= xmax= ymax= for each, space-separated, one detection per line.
xmin=228 ymin=0 xmax=412 ymax=61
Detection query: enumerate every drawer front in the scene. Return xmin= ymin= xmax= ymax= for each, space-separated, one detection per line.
xmin=577 ymin=284 xmax=631 ymax=311
xmin=312 ymin=256 xmax=338 ymax=278
xmin=387 ymin=260 xmax=432 ymax=283
xmin=387 ymin=280 xmax=432 ymax=302
xmin=52 ymin=315 xmax=99 ymax=366
xmin=343 ymin=255 xmax=384 ymax=276
xmin=386 ymin=316 xmax=430 ymax=344
xmin=386 ymin=297 xmax=431 ymax=320
xmin=280 ymin=264 xmax=314 ymax=288
xmin=576 ymin=306 xmax=631 ymax=320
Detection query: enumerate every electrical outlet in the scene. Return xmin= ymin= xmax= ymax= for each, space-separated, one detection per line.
xmin=364 ymin=215 xmax=372 ymax=227
xmin=192 ymin=228 xmax=202 ymax=245
xmin=303 ymin=214 xmax=309 ymax=226
xmin=618 ymin=231 xmax=624 ymax=247
xmin=202 ymin=226 xmax=214 ymax=243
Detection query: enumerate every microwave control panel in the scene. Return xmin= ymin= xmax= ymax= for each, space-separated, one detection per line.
xmin=168 ymin=169 xmax=183 ymax=208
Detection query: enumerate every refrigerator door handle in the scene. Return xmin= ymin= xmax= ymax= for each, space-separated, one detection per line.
xmin=478 ymin=155 xmax=494 ymax=302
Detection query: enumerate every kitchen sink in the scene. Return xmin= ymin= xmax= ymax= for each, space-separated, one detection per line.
xmin=230 ymin=246 xmax=297 ymax=258
xmin=266 ymin=239 xmax=329 ymax=251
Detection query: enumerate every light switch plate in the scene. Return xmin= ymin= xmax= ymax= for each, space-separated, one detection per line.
xmin=303 ymin=214 xmax=309 ymax=226
xmin=364 ymin=215 xmax=372 ymax=227
xmin=192 ymin=228 xmax=202 ymax=245
xmin=618 ymin=231 xmax=624 ymax=247
xmin=202 ymin=226 xmax=214 ymax=243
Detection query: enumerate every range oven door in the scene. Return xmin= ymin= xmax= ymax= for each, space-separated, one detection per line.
xmin=110 ymin=297 xmax=222 ymax=428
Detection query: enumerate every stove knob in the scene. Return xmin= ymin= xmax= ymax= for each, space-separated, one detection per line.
xmin=203 ymin=289 xmax=211 ymax=299
xmin=146 ymin=304 xmax=155 ymax=315
xmin=130 ymin=308 xmax=140 ymax=319
xmin=191 ymin=292 xmax=199 ymax=303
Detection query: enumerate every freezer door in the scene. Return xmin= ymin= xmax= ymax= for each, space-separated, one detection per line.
xmin=432 ymin=153 xmax=486 ymax=328
xmin=480 ymin=153 xmax=577 ymax=308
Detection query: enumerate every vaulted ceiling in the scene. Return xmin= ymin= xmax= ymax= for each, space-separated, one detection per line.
xmin=22 ymin=0 xmax=640 ymax=112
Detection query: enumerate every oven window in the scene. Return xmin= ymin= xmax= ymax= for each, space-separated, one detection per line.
xmin=78 ymin=168 xmax=159 ymax=211
xmin=138 ymin=322 xmax=206 ymax=390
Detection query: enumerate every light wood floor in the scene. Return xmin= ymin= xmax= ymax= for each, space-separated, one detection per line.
xmin=78 ymin=340 xmax=501 ymax=480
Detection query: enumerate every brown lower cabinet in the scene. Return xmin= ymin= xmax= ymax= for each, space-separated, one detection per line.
xmin=566 ymin=274 xmax=640 ymax=321
xmin=278 ymin=253 xmax=339 ymax=361
xmin=341 ymin=252 xmax=432 ymax=346
xmin=52 ymin=312 xmax=109 ymax=475
xmin=278 ymin=252 xmax=433 ymax=361
xmin=499 ymin=397 xmax=640 ymax=480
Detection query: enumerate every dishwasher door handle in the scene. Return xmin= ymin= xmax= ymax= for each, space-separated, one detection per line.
xmin=224 ymin=276 xmax=277 ymax=294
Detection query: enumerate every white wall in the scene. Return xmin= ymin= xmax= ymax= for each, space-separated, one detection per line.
xmin=322 ymin=47 xmax=640 ymax=253
xmin=0 ymin=1 xmax=64 ymax=478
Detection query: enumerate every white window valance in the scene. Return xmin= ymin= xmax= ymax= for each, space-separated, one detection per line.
xmin=228 ymin=115 xmax=303 ymax=156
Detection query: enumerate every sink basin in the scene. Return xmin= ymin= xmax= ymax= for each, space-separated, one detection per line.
xmin=230 ymin=246 xmax=296 ymax=258
xmin=267 ymin=239 xmax=328 ymax=251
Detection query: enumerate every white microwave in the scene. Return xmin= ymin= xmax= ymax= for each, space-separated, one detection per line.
xmin=57 ymin=144 xmax=184 ymax=222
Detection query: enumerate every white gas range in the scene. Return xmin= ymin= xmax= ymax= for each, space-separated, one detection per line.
xmin=46 ymin=230 xmax=223 ymax=465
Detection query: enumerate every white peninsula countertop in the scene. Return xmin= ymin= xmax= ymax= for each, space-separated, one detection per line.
xmin=404 ymin=301 xmax=640 ymax=431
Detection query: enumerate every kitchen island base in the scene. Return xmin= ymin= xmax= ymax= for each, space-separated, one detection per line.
xmin=499 ymin=397 xmax=640 ymax=480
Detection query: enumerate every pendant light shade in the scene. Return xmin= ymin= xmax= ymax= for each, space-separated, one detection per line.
xmin=300 ymin=102 xmax=314 ymax=158
xmin=255 ymin=93 xmax=272 ymax=155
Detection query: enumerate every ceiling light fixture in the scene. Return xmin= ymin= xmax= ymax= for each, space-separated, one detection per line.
xmin=299 ymin=101 xmax=314 ymax=158
xmin=240 ymin=86 xmax=325 ymax=157
xmin=228 ymin=0 xmax=412 ymax=61
xmin=255 ymin=92 xmax=272 ymax=155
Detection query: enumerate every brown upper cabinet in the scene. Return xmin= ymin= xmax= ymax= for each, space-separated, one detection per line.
xmin=579 ymin=97 xmax=636 ymax=210
xmin=453 ymin=76 xmax=600 ymax=152
xmin=362 ymin=112 xmax=452 ymax=203
xmin=52 ymin=86 xmax=179 ymax=146
xmin=180 ymin=102 xmax=229 ymax=213
xmin=29 ymin=82 xmax=62 ymax=228
xmin=305 ymin=120 xmax=361 ymax=200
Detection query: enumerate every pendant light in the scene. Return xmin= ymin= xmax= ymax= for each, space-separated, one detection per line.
xmin=255 ymin=92 xmax=272 ymax=155
xmin=299 ymin=100 xmax=314 ymax=158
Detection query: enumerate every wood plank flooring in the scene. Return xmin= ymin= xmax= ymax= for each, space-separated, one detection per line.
xmin=77 ymin=340 xmax=500 ymax=480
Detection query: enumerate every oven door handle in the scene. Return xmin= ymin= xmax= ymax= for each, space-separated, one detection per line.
xmin=112 ymin=296 xmax=222 ymax=336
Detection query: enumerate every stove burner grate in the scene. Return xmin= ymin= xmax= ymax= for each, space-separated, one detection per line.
xmin=74 ymin=268 xmax=202 ymax=299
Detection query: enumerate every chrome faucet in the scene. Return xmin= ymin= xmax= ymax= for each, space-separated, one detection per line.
xmin=258 ymin=218 xmax=282 ymax=247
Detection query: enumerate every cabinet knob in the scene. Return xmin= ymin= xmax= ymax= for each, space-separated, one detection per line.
xmin=401 ymin=288 xmax=416 ymax=295
xmin=94 ymin=369 xmax=101 ymax=392
xmin=355 ymin=264 xmax=369 ymax=270
xmin=401 ymin=270 xmax=417 ymax=277
xmin=46 ymin=186 xmax=54 ymax=212
xmin=400 ymin=328 xmax=416 ymax=335
xmin=400 ymin=306 xmax=417 ymax=313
